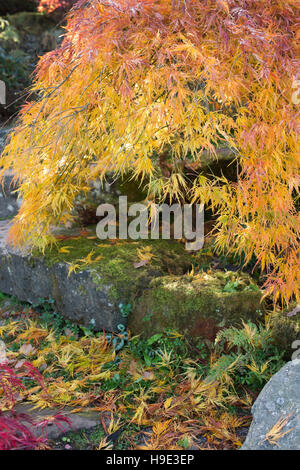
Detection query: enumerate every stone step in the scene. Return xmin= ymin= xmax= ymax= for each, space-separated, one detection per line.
xmin=4 ymin=403 xmax=101 ymax=440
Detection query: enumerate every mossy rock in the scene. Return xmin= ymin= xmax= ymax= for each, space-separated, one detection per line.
xmin=269 ymin=308 xmax=300 ymax=358
xmin=1 ymin=215 xmax=266 ymax=335
xmin=41 ymin=229 xmax=264 ymax=339
xmin=42 ymin=235 xmax=194 ymax=305
xmin=128 ymin=270 xmax=264 ymax=343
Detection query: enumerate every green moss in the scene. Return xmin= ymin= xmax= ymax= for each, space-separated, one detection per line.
xmin=129 ymin=270 xmax=264 ymax=341
xmin=35 ymin=227 xmax=263 ymax=340
xmin=40 ymin=234 xmax=194 ymax=303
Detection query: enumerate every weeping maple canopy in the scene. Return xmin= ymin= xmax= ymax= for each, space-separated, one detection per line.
xmin=1 ymin=0 xmax=299 ymax=304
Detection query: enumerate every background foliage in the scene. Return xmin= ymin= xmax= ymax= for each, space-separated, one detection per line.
xmin=37 ymin=0 xmax=77 ymax=15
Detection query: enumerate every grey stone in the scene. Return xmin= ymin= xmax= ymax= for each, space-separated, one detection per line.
xmin=0 ymin=128 xmax=21 ymax=219
xmin=0 ymin=170 xmax=21 ymax=219
xmin=0 ymin=127 xmax=11 ymax=154
xmin=242 ymin=361 xmax=300 ymax=450
xmin=0 ymin=220 xmax=124 ymax=333
xmin=7 ymin=403 xmax=101 ymax=440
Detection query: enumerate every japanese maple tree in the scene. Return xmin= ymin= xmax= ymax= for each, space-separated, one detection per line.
xmin=1 ymin=0 xmax=299 ymax=304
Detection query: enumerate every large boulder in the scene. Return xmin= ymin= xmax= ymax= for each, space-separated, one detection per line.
xmin=242 ymin=361 xmax=300 ymax=450
xmin=0 ymin=220 xmax=190 ymax=333
xmin=0 ymin=216 xmax=265 ymax=341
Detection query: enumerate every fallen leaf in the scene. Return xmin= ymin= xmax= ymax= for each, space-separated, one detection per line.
xmin=143 ymin=371 xmax=154 ymax=380
xmin=133 ymin=259 xmax=149 ymax=269
xmin=19 ymin=343 xmax=36 ymax=357
xmin=164 ymin=397 xmax=173 ymax=409
xmin=58 ymin=246 xmax=70 ymax=254
xmin=263 ymin=414 xmax=294 ymax=447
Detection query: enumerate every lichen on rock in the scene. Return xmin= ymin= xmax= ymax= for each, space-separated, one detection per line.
xmin=242 ymin=361 xmax=300 ymax=450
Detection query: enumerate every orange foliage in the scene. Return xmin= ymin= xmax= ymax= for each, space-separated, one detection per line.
xmin=1 ymin=0 xmax=299 ymax=304
xmin=37 ymin=0 xmax=76 ymax=15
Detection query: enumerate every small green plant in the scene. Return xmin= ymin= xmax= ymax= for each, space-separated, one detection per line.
xmin=208 ymin=321 xmax=285 ymax=391
xmin=59 ymin=425 xmax=106 ymax=450
xmin=0 ymin=292 xmax=9 ymax=301
xmin=32 ymin=297 xmax=80 ymax=337
xmin=128 ymin=330 xmax=190 ymax=368
xmin=119 ymin=303 xmax=131 ymax=318
xmin=177 ymin=436 xmax=190 ymax=449
xmin=223 ymin=280 xmax=243 ymax=293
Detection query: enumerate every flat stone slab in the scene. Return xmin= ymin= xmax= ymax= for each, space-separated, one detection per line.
xmin=242 ymin=361 xmax=300 ymax=450
xmin=6 ymin=403 xmax=101 ymax=440
xmin=0 ymin=220 xmax=124 ymax=332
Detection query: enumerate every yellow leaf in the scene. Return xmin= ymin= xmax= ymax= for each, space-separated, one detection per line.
xmin=164 ymin=397 xmax=173 ymax=409
xmin=58 ymin=246 xmax=70 ymax=254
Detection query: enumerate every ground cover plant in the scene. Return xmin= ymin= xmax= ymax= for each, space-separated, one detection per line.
xmin=0 ymin=293 xmax=285 ymax=450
